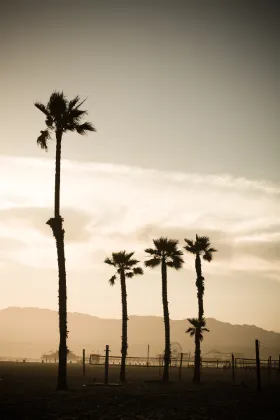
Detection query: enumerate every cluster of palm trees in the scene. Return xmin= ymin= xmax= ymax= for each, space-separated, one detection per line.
xmin=105 ymin=236 xmax=216 ymax=384
xmin=35 ymin=91 xmax=217 ymax=391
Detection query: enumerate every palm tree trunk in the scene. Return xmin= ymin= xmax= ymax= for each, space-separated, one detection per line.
xmin=54 ymin=131 xmax=62 ymax=218
xmin=120 ymin=270 xmax=128 ymax=383
xmin=196 ymin=279 xmax=204 ymax=320
xmin=48 ymin=130 xmax=68 ymax=391
xmin=195 ymin=254 xmax=202 ymax=278
xmin=194 ymin=254 xmax=203 ymax=384
xmin=55 ymin=220 xmax=68 ymax=390
xmin=161 ymin=258 xmax=170 ymax=382
xmin=193 ymin=328 xmax=201 ymax=384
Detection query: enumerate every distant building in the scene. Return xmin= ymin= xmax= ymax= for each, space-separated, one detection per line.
xmin=89 ymin=353 xmax=101 ymax=364
xmin=41 ymin=350 xmax=79 ymax=363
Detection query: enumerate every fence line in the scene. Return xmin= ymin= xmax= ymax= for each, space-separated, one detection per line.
xmin=87 ymin=354 xmax=280 ymax=370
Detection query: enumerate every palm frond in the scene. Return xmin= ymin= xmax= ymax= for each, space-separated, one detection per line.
xmin=104 ymin=257 xmax=115 ymax=266
xmin=36 ymin=130 xmax=51 ymax=151
xmin=64 ymin=123 xmax=77 ymax=132
xmin=34 ymin=102 xmax=50 ymax=116
xmin=203 ymin=252 xmax=213 ymax=262
xmin=126 ymin=271 xmax=134 ymax=278
xmin=170 ymin=256 xmax=184 ymax=270
xmin=197 ymin=235 xmax=211 ymax=245
xmin=184 ymin=246 xmax=197 ymax=254
xmin=144 ymin=248 xmax=160 ymax=256
xmin=125 ymin=252 xmax=135 ymax=260
xmin=184 ymin=238 xmax=194 ymax=247
xmin=208 ymin=247 xmax=217 ymax=253
xmin=111 ymin=251 xmax=129 ymax=266
xmin=172 ymin=248 xmax=184 ymax=256
xmin=64 ymin=108 xmax=88 ymax=128
xmin=69 ymin=108 xmax=88 ymax=120
xmin=196 ymin=235 xmax=211 ymax=252
xmin=202 ymin=327 xmax=210 ymax=333
xmin=47 ymin=91 xmax=68 ymax=120
xmin=68 ymin=95 xmax=81 ymax=110
xmin=164 ymin=238 xmax=180 ymax=253
xmin=144 ymin=258 xmax=161 ymax=269
xmin=152 ymin=237 xmax=167 ymax=252
xmin=186 ymin=327 xmax=193 ymax=333
xmin=186 ymin=327 xmax=195 ymax=336
xmin=109 ymin=275 xmax=117 ymax=286
xmin=45 ymin=115 xmax=54 ymax=128
xmin=165 ymin=261 xmax=174 ymax=268
xmin=199 ymin=327 xmax=210 ymax=341
xmin=153 ymin=237 xmax=171 ymax=252
xmin=126 ymin=258 xmax=140 ymax=267
xmin=133 ymin=267 xmax=144 ymax=275
xmin=187 ymin=317 xmax=199 ymax=327
xmin=184 ymin=238 xmax=196 ymax=251
xmin=153 ymin=237 xmax=183 ymax=259
xmin=75 ymin=122 xmax=96 ymax=135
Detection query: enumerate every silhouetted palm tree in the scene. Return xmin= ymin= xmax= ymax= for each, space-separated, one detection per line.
xmin=184 ymin=235 xmax=217 ymax=383
xmin=35 ymin=91 xmax=95 ymax=390
xmin=104 ymin=251 xmax=143 ymax=383
xmin=145 ymin=237 xmax=184 ymax=382
xmin=186 ymin=317 xmax=209 ymax=341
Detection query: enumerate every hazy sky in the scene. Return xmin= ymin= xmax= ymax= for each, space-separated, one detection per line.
xmin=0 ymin=1 xmax=279 ymax=331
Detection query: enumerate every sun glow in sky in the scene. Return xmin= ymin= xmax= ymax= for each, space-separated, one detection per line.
xmin=0 ymin=0 xmax=279 ymax=331
xmin=0 ymin=155 xmax=279 ymax=330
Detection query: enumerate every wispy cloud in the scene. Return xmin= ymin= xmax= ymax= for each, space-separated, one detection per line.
xmin=0 ymin=155 xmax=279 ymax=328
xmin=0 ymin=155 xmax=279 ymax=273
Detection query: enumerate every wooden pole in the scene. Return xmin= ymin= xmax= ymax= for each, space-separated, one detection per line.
xmin=255 ymin=339 xmax=261 ymax=392
xmin=104 ymin=345 xmax=110 ymax=385
xmin=216 ymin=358 xmax=219 ymax=369
xmin=232 ymin=353 xmax=235 ymax=381
xmin=178 ymin=352 xmax=183 ymax=380
xmin=147 ymin=344 xmax=150 ymax=368
xmin=82 ymin=349 xmax=86 ymax=377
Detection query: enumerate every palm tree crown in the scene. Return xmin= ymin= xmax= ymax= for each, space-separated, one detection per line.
xmin=144 ymin=237 xmax=184 ymax=268
xmin=35 ymin=91 xmax=96 ymax=151
xmin=184 ymin=234 xmax=217 ymax=261
xmin=104 ymin=251 xmax=144 ymax=285
xmin=186 ymin=318 xmax=209 ymax=342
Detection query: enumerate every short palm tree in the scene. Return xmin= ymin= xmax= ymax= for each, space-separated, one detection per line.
xmin=104 ymin=251 xmax=143 ymax=383
xmin=184 ymin=235 xmax=217 ymax=383
xmin=35 ymin=91 xmax=95 ymax=390
xmin=145 ymin=237 xmax=184 ymax=382
xmin=186 ymin=317 xmax=209 ymax=341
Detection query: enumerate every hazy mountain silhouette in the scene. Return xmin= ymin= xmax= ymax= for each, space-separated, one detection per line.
xmin=0 ymin=307 xmax=279 ymax=360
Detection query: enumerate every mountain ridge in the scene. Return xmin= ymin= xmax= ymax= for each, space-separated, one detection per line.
xmin=0 ymin=307 xmax=279 ymax=359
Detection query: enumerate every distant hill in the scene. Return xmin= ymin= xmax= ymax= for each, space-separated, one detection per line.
xmin=0 ymin=307 xmax=279 ymax=360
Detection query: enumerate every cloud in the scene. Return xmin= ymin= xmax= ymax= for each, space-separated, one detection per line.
xmin=0 ymin=207 xmax=92 ymax=243
xmin=0 ymin=155 xmax=278 ymax=328
xmin=0 ymin=155 xmax=278 ymax=275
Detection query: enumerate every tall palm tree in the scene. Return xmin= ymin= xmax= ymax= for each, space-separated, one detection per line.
xmin=35 ymin=91 xmax=95 ymax=390
xmin=184 ymin=234 xmax=217 ymax=383
xmin=104 ymin=251 xmax=143 ymax=383
xmin=145 ymin=237 xmax=184 ymax=382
